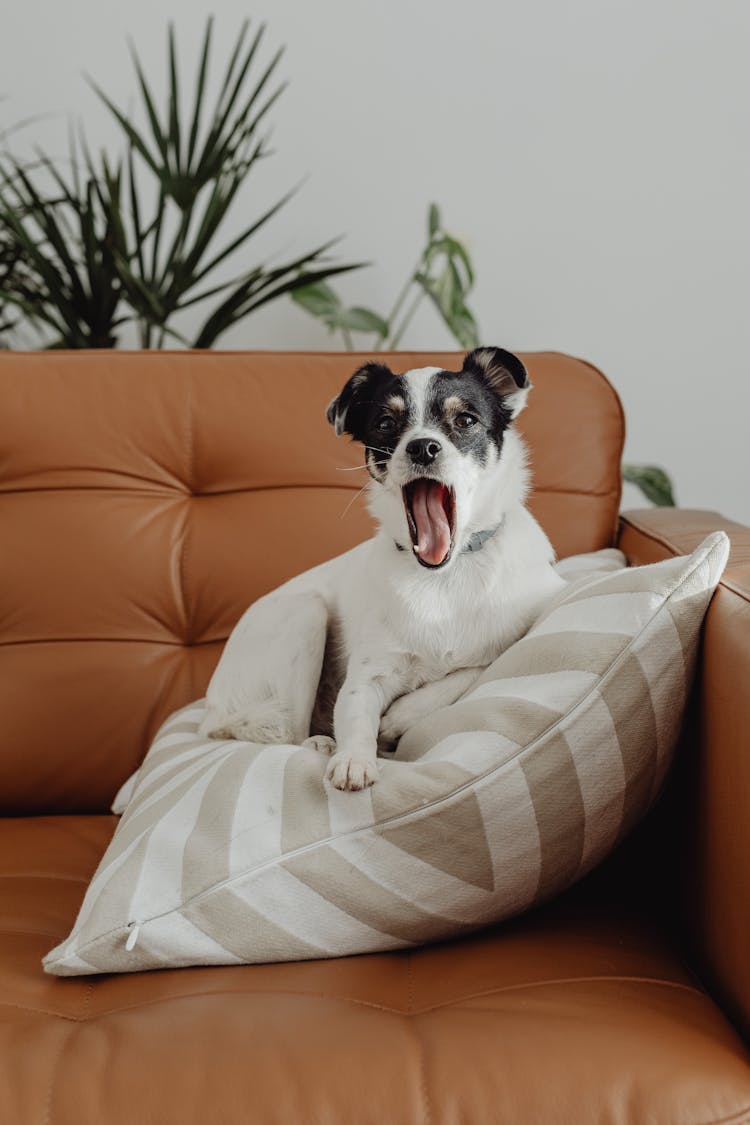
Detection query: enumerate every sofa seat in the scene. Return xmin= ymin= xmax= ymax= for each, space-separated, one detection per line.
xmin=3 ymin=816 xmax=749 ymax=1124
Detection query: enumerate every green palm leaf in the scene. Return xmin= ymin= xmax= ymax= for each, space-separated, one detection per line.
xmin=186 ymin=17 xmax=213 ymax=169
xmin=167 ymin=24 xmax=182 ymax=174
xmin=1 ymin=18 xmax=360 ymax=350
xmin=194 ymin=260 xmax=362 ymax=348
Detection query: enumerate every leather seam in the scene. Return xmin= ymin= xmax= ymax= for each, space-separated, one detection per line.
xmin=568 ymin=351 xmax=626 ymax=545
xmin=0 ymin=484 xmax=194 ymax=497
xmin=0 ymin=637 xmax=223 ymax=648
xmin=0 ymin=975 xmax=711 ymax=1023
xmin=620 ymin=514 xmax=701 ymax=559
xmin=534 ymin=485 xmax=620 ymax=498
xmin=407 ymin=954 xmax=431 ymax=1125
xmin=620 ymin=514 xmax=750 ymax=606
xmin=42 ymin=1022 xmax=76 ymax=1125
xmin=172 ymin=498 xmax=192 ymax=646
xmin=0 ymin=481 xmax=620 ymax=499
xmin=412 ymin=973 xmax=710 ymax=1011
xmin=179 ymin=374 xmax=194 ymax=651
xmin=407 ymin=953 xmax=413 ymax=1015
xmin=701 ymin=1107 xmax=750 ymax=1125
xmin=0 ymin=347 xmax=626 ymax=361
xmin=0 ymin=872 xmax=89 ymax=882
xmin=42 ymin=982 xmax=93 ymax=1125
xmin=413 ymin=1017 xmax=431 ymax=1125
xmin=0 ymin=927 xmax=71 ymax=940
xmin=722 ymin=582 xmax=750 ymax=606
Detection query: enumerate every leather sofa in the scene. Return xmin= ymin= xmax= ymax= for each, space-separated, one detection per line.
xmin=1 ymin=349 xmax=749 ymax=1123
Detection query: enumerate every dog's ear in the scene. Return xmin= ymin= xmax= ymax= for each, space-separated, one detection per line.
xmin=326 ymin=362 xmax=394 ymax=439
xmin=462 ymin=347 xmax=531 ymax=418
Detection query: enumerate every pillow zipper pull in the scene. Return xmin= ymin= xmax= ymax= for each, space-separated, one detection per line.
xmin=125 ymin=922 xmax=141 ymax=952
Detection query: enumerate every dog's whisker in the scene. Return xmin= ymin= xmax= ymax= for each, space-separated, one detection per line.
xmin=335 ymin=464 xmax=369 ymax=472
xmin=339 ymin=482 xmax=370 ymax=520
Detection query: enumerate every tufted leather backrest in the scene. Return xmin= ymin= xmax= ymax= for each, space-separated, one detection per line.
xmin=0 ymin=350 xmax=623 ymax=813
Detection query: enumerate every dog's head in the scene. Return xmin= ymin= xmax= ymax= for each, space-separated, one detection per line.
xmin=326 ymin=347 xmax=531 ymax=570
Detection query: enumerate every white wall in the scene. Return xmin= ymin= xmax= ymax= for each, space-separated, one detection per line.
xmin=3 ymin=0 xmax=749 ymax=520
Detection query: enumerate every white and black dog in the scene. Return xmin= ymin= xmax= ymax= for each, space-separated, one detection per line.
xmin=201 ymin=347 xmax=565 ymax=791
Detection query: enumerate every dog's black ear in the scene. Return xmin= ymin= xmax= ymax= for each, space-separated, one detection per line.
xmin=326 ymin=362 xmax=394 ymax=439
xmin=462 ymin=347 xmax=531 ymax=418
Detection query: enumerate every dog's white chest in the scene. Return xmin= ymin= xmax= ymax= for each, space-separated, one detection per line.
xmin=391 ymin=581 xmax=508 ymax=671
xmin=337 ymin=541 xmax=524 ymax=680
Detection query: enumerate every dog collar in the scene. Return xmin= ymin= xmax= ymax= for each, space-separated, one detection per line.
xmin=394 ymin=519 xmax=503 ymax=557
xmin=463 ymin=522 xmax=503 ymax=552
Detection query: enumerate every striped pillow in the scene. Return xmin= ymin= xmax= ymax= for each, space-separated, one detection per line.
xmin=43 ymin=533 xmax=728 ymax=976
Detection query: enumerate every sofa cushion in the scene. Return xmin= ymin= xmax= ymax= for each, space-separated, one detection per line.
xmin=42 ymin=533 xmax=728 ymax=976
xmin=4 ymin=815 xmax=750 ymax=1123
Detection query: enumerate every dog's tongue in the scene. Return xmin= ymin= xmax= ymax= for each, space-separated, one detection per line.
xmin=411 ymin=480 xmax=451 ymax=565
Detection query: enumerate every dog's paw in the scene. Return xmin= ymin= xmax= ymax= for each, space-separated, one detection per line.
xmin=200 ymin=700 xmax=294 ymax=745
xmin=326 ymin=751 xmax=379 ymax=791
xmin=377 ymin=698 xmax=415 ymax=749
xmin=303 ymin=735 xmax=337 ymax=756
xmin=377 ymin=709 xmax=406 ymax=746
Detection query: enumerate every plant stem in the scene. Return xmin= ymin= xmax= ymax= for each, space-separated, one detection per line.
xmin=372 ymin=276 xmax=411 ymax=351
xmin=384 ymin=270 xmax=416 ymax=331
xmin=387 ymin=286 xmax=425 ymax=350
xmin=342 ymin=327 xmax=354 ymax=351
xmin=374 ymin=244 xmax=429 ymax=351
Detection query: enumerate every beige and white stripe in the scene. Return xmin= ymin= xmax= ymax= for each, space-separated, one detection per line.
xmin=43 ymin=534 xmax=728 ymax=975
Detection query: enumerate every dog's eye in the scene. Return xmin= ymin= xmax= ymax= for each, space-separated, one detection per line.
xmin=376 ymin=415 xmax=397 ymax=434
xmin=455 ymin=412 xmax=478 ymax=429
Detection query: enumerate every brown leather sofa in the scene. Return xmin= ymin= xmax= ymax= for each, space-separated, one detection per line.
xmin=1 ymin=349 xmax=749 ymax=1123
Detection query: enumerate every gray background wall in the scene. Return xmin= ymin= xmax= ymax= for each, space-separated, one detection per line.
xmin=3 ymin=0 xmax=748 ymax=519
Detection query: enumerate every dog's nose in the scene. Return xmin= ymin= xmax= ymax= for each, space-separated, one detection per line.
xmin=406 ymin=437 xmax=442 ymax=465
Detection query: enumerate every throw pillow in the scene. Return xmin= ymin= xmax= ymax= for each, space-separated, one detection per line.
xmin=43 ymin=534 xmax=727 ymax=975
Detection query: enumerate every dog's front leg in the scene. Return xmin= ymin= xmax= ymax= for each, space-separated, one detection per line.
xmin=327 ymin=668 xmax=401 ymax=792
xmin=378 ymin=666 xmax=484 ymax=749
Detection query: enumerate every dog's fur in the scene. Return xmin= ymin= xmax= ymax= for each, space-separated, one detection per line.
xmin=200 ymin=347 xmax=566 ymax=790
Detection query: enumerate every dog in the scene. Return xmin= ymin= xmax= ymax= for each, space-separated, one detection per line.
xmin=200 ymin=347 xmax=566 ymax=791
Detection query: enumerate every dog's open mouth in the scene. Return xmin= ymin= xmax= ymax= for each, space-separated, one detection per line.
xmin=402 ymin=479 xmax=456 ymax=568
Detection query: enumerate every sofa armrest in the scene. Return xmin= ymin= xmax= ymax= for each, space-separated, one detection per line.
xmin=618 ymin=508 xmax=750 ymax=1036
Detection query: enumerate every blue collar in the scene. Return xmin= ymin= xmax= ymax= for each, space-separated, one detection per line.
xmin=394 ymin=519 xmax=503 ymax=557
xmin=462 ymin=522 xmax=503 ymax=552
